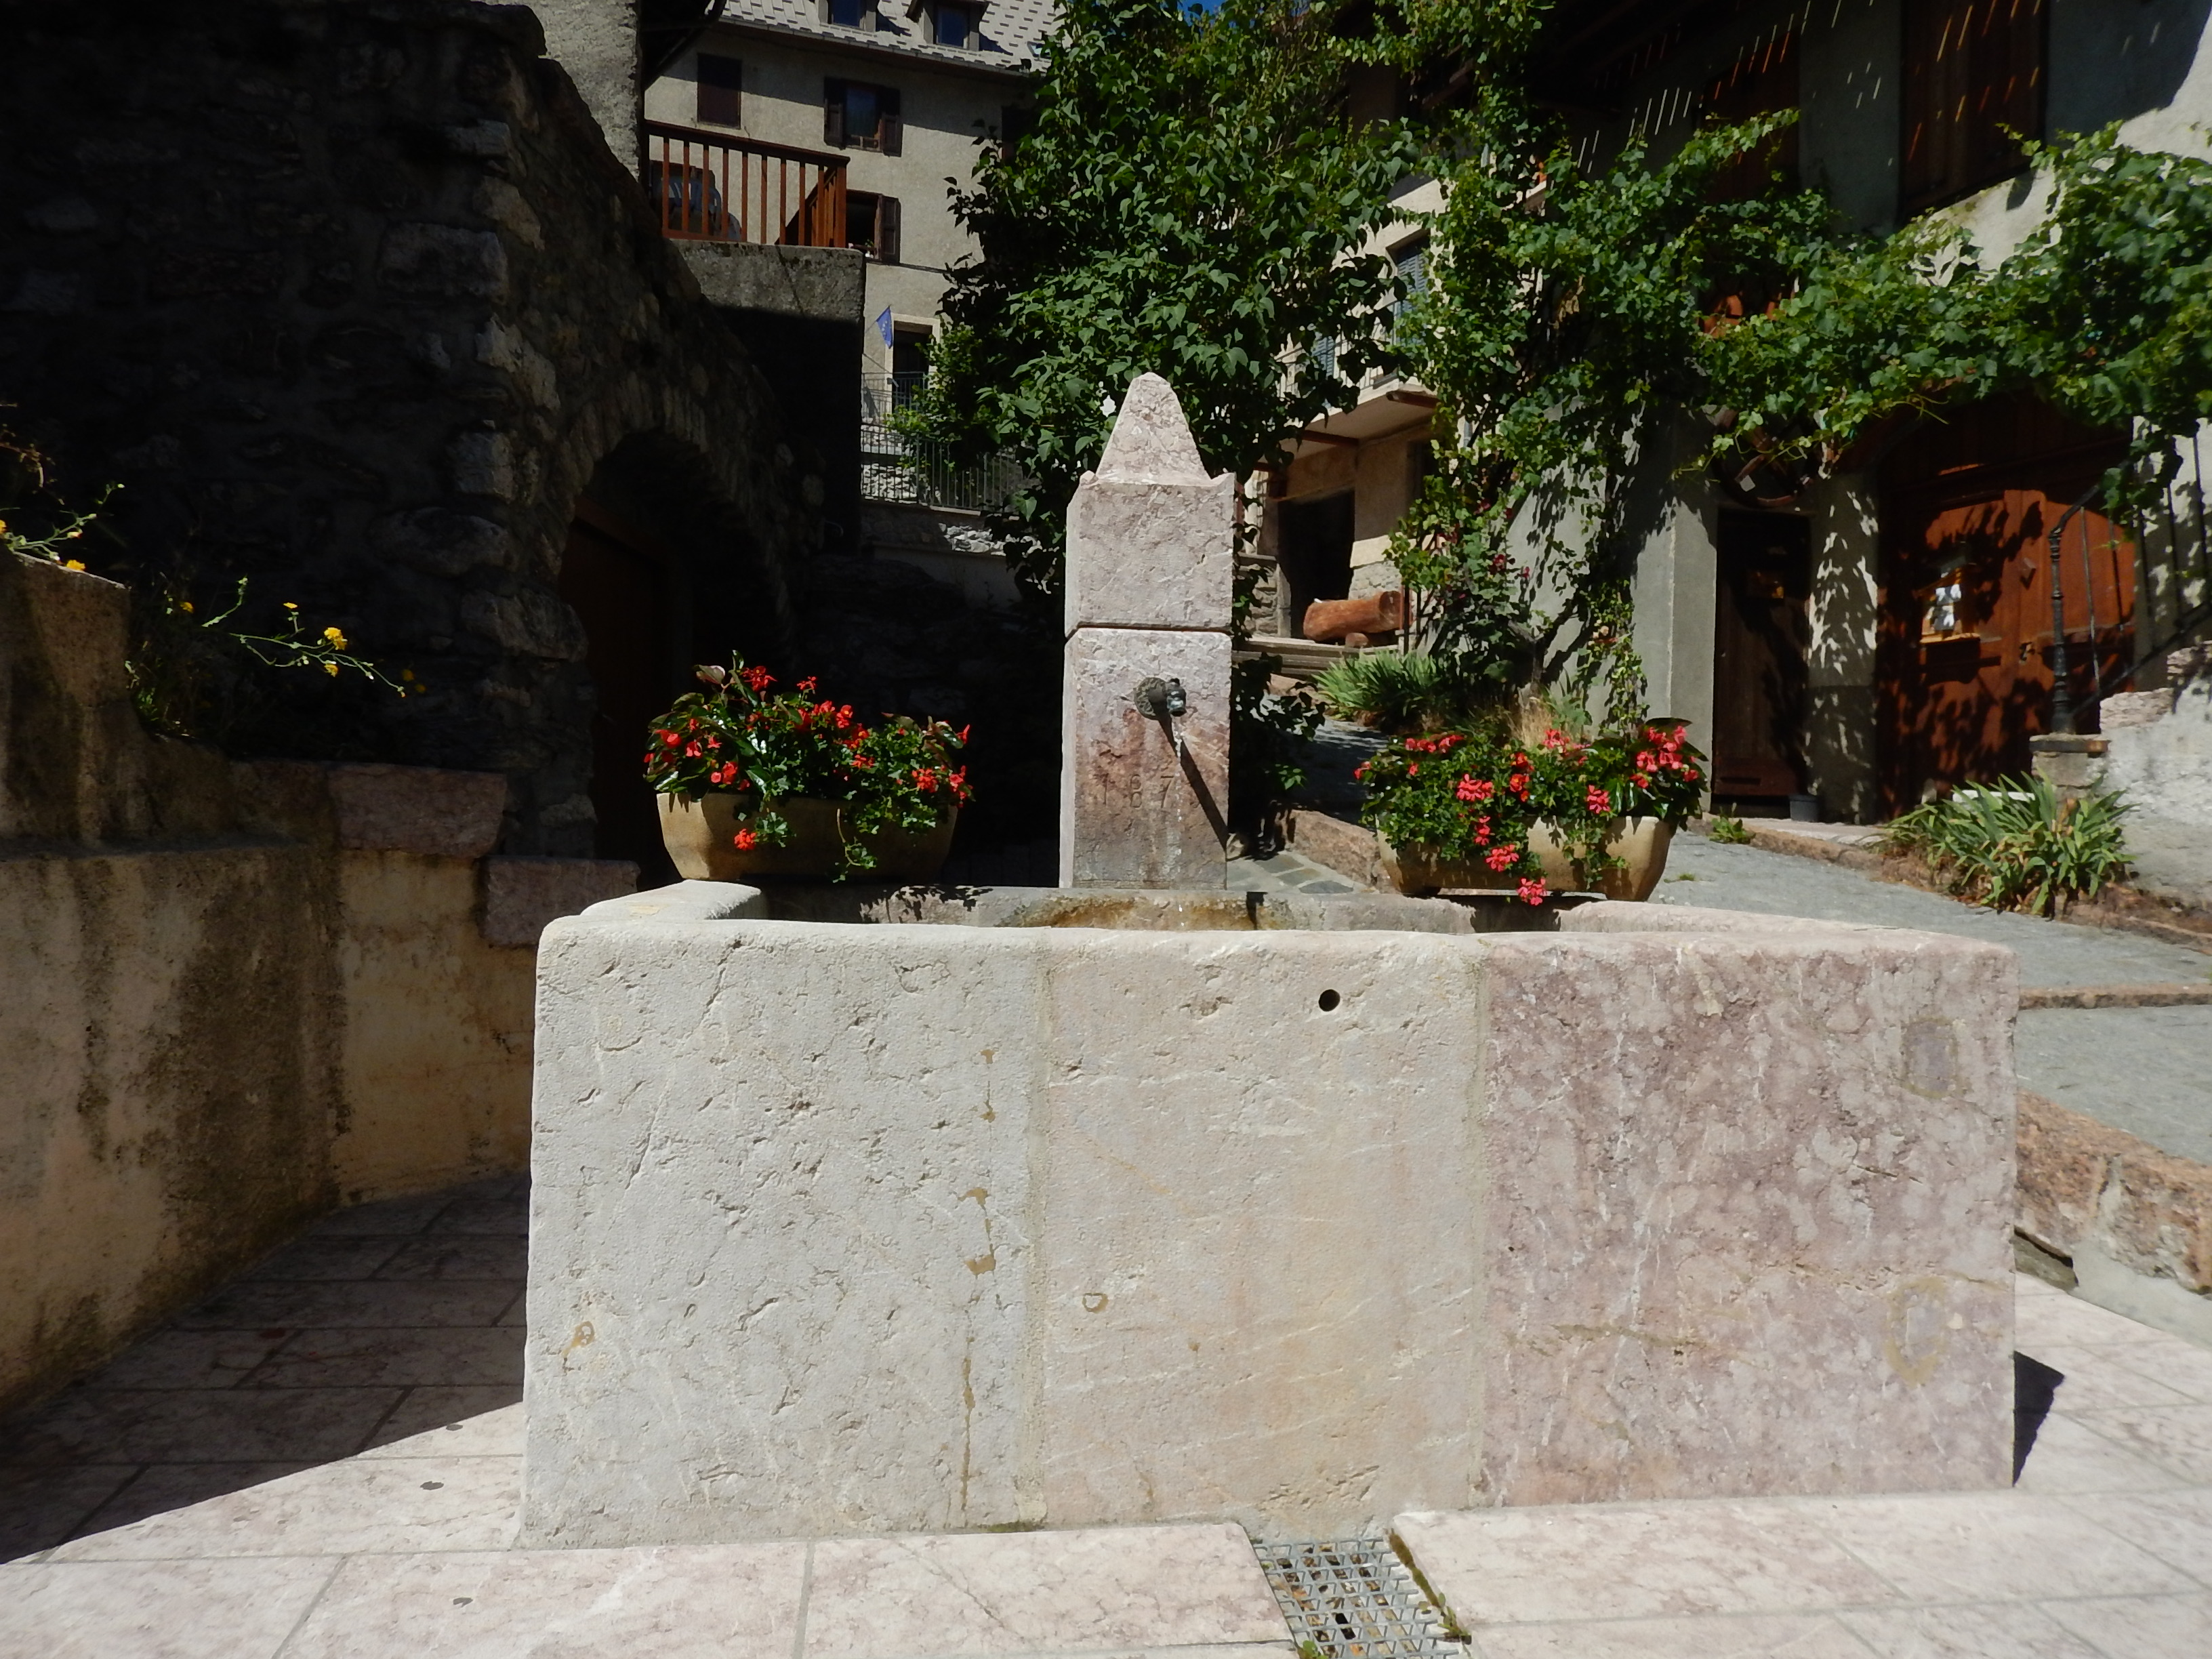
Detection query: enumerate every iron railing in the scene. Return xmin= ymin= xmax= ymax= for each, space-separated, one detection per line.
xmin=2046 ymin=449 xmax=2212 ymax=731
xmin=859 ymin=374 xmax=1023 ymax=512
xmin=644 ymin=121 xmax=846 ymax=247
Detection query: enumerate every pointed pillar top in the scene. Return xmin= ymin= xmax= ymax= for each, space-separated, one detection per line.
xmin=1094 ymin=373 xmax=1211 ymax=485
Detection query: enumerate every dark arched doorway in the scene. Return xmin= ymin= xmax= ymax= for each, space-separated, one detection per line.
xmin=558 ymin=434 xmax=786 ymax=888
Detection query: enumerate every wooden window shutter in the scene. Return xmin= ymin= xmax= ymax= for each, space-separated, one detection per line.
xmin=876 ymin=196 xmax=901 ymax=264
xmin=1900 ymin=0 xmax=2045 ymax=217
xmin=824 ymin=78 xmax=846 ymax=146
xmin=879 ymin=87 xmax=902 ymax=155
xmin=696 ymin=54 xmax=741 ymax=127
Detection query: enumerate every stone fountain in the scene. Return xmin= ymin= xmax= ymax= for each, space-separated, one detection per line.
xmin=518 ymin=379 xmax=2017 ymax=1549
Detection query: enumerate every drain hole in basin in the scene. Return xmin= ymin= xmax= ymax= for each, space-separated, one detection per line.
xmin=1317 ymin=989 xmax=1341 ymax=1011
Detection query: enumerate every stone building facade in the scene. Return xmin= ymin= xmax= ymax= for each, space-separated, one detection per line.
xmin=0 ymin=0 xmax=825 ymax=858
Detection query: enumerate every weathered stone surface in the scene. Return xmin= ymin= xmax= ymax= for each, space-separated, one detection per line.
xmin=478 ymin=856 xmax=635 ymax=949
xmin=326 ymin=763 xmax=506 ymax=858
xmin=1475 ymin=926 xmax=2016 ymax=1505
xmin=2019 ymin=1088 xmax=2212 ymax=1296
xmin=1059 ymin=628 xmax=1230 ymax=888
xmin=523 ymin=897 xmax=2016 ymax=1544
xmin=1065 ymin=376 xmax=1235 ymax=633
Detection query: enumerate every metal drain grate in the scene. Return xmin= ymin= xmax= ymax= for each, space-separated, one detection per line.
xmin=1255 ymin=1538 xmax=1460 ymax=1657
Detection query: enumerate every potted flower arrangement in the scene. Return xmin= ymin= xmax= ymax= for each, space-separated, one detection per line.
xmin=1355 ymin=720 xmax=1706 ymax=901
xmin=644 ymin=660 xmax=972 ymax=882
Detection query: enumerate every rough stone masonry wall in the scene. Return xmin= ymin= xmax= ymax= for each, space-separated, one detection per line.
xmin=0 ymin=0 xmax=821 ymax=853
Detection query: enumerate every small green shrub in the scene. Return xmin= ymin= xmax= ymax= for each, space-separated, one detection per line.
xmin=1881 ymin=775 xmax=2131 ymax=916
xmin=1707 ymin=813 xmax=1752 ymax=844
xmin=1312 ymin=649 xmax=1494 ymax=731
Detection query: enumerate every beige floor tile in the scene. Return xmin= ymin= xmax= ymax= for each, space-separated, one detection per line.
xmin=1467 ymin=1613 xmax=1868 ymax=1658
xmin=359 ymin=1397 xmax=524 ymax=1458
xmin=1838 ymin=1601 xmax=2105 ymax=1658
xmin=241 ymin=1235 xmax=409 ymax=1282
xmin=306 ymin=1193 xmax=457 ymax=1237
xmin=281 ymin=1542 xmax=808 ymax=1659
xmin=176 ymin=1279 xmax=517 ymax=1330
xmin=51 ymin=1452 xmax=520 ymax=1560
xmin=430 ymin=1196 xmax=529 ymax=1237
xmin=2013 ymin=1414 xmax=2196 ymax=1495
xmin=1393 ymin=1503 xmax=1893 ymax=1626
xmin=1807 ymin=1492 xmax=2196 ymax=1603
xmin=80 ymin=1330 xmax=296 ymax=1391
xmin=2043 ymin=1592 xmax=2212 ymax=1658
xmin=2097 ymin=1338 xmax=2212 ymax=1405
xmin=2064 ymin=1406 xmax=2212 ymax=1485
xmin=1 ymin=1386 xmax=401 ymax=1466
xmin=2019 ymin=1345 xmax=2200 ymax=1411
xmin=0 ymin=1463 xmax=140 ymax=1564
xmin=2063 ymin=1488 xmax=2212 ymax=1586
xmin=373 ymin=1235 xmax=528 ymax=1281
xmin=244 ymin=1326 xmax=523 ymax=1390
xmin=2014 ymin=1294 xmax=2173 ymax=1350
xmin=66 ymin=1462 xmax=316 ymax=1541
xmin=0 ymin=1555 xmax=337 ymax=1658
xmin=801 ymin=1523 xmax=1288 ymax=1658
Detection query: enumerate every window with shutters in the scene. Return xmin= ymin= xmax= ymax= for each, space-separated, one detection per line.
xmin=825 ymin=79 xmax=902 ymax=153
xmin=846 ymin=192 xmax=903 ymax=263
xmin=1900 ymin=0 xmax=2046 ymax=218
xmin=1706 ymin=30 xmax=1798 ymax=199
xmin=695 ymin=54 xmax=741 ymax=128
xmin=1391 ymin=237 xmax=1427 ymax=335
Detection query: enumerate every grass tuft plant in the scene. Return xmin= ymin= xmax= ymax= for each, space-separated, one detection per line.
xmin=1881 ymin=775 xmax=2131 ymax=916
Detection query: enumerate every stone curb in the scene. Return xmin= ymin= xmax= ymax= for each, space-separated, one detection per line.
xmin=2018 ymin=982 xmax=2212 ymax=1010
xmin=2018 ymin=1088 xmax=2212 ymax=1298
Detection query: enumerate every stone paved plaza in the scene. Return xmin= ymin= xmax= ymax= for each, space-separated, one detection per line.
xmin=3 ymin=1179 xmax=2210 ymax=1656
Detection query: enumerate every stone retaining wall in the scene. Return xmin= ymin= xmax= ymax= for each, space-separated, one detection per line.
xmin=0 ymin=552 xmax=628 ymax=1416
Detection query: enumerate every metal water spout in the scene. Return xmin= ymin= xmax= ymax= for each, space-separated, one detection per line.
xmin=1058 ymin=375 xmax=1235 ymax=888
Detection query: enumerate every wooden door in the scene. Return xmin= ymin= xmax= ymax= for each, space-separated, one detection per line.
xmin=557 ymin=499 xmax=680 ymax=886
xmin=1710 ymin=510 xmax=1811 ymax=801
xmin=1877 ymin=398 xmax=2133 ymax=813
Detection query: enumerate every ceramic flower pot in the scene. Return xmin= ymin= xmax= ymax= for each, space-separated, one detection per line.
xmin=1527 ymin=816 xmax=1675 ymax=901
xmin=1382 ymin=817 xmax=1673 ymax=899
xmin=657 ymin=794 xmax=957 ymax=884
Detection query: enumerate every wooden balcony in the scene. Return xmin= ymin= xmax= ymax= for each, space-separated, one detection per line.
xmin=644 ymin=121 xmax=847 ymax=248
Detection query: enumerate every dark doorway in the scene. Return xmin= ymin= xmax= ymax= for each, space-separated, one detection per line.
xmin=1876 ymin=395 xmax=2133 ymax=813
xmin=1711 ymin=510 xmax=1812 ymax=804
xmin=1276 ymin=491 xmax=1355 ymax=633
xmin=558 ymin=498 xmax=682 ymax=886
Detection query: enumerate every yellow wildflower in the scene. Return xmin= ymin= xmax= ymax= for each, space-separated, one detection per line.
xmin=323 ymin=661 xmax=339 ymax=677
xmin=64 ymin=559 xmax=85 ymax=571
xmin=180 ymin=600 xmax=194 ymax=614
xmin=283 ymin=600 xmax=299 ymax=611
xmin=0 ymin=518 xmax=9 ymax=534
xmin=323 ymin=626 xmax=348 ymax=649
xmin=400 ymin=668 xmax=415 ymax=682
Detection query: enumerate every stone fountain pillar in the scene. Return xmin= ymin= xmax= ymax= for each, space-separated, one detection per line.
xmin=1059 ymin=375 xmax=1235 ymax=888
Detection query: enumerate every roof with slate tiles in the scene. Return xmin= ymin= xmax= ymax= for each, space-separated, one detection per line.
xmin=712 ymin=0 xmax=1056 ymax=78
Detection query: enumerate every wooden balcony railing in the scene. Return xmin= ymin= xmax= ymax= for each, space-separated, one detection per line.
xmin=644 ymin=121 xmax=847 ymax=248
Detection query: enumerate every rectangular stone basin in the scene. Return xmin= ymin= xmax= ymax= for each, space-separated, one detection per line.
xmin=522 ymin=882 xmax=2016 ymax=1547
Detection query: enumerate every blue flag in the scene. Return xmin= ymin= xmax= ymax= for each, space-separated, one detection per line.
xmin=876 ymin=306 xmax=895 ymax=348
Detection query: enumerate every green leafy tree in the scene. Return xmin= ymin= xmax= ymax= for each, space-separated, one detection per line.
xmin=920 ymin=0 xmax=1422 ymax=588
